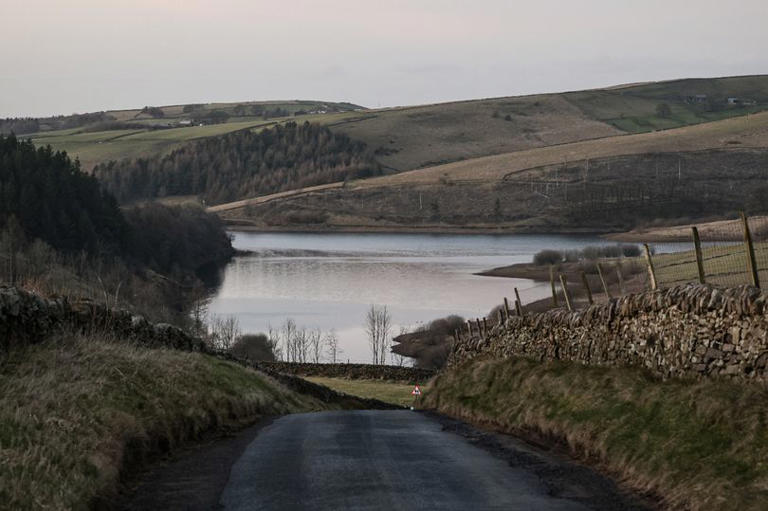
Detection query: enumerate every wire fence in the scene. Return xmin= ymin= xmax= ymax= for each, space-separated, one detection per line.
xmin=457 ymin=214 xmax=768 ymax=341
xmin=651 ymin=215 xmax=768 ymax=290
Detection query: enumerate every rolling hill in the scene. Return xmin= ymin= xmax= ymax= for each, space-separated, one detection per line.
xmin=215 ymin=109 xmax=768 ymax=233
xmin=17 ymin=75 xmax=768 ymax=174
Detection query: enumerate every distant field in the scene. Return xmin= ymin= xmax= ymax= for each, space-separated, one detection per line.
xmin=352 ymin=110 xmax=768 ymax=187
xmin=24 ymin=75 xmax=768 ymax=174
xmin=212 ymin=110 xmax=768 ymax=233
xmin=304 ymin=377 xmax=415 ymax=407
xmin=327 ymin=75 xmax=768 ymax=171
xmin=30 ymin=119 xmax=278 ymax=170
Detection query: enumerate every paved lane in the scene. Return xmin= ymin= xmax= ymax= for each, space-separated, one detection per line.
xmin=220 ymin=410 xmax=591 ymax=511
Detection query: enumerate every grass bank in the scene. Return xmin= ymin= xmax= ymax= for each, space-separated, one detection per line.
xmin=422 ymin=356 xmax=768 ymax=510
xmin=0 ymin=335 xmax=350 ymax=511
xmin=305 ymin=377 xmax=413 ymax=408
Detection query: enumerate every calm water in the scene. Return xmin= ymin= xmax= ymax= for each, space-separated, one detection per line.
xmin=207 ymin=232 xmax=646 ymax=363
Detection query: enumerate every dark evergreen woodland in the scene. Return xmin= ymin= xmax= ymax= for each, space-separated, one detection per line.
xmin=0 ymin=134 xmax=232 ymax=275
xmin=0 ymin=134 xmax=129 ymax=254
xmin=93 ymin=121 xmax=381 ymax=204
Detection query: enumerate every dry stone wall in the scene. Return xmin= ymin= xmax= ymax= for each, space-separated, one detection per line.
xmin=451 ymin=284 xmax=768 ymax=381
xmin=0 ymin=286 xmax=399 ymax=408
xmin=0 ymin=285 xmax=205 ymax=353
xmin=261 ymin=361 xmax=434 ymax=382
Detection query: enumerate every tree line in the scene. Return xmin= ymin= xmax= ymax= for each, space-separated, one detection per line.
xmin=0 ymin=134 xmax=233 ymax=325
xmin=93 ymin=121 xmax=381 ymax=205
xmin=0 ymin=112 xmax=113 ymax=135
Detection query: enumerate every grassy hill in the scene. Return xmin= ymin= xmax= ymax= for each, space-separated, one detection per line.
xmin=214 ymin=110 xmax=768 ymax=231
xmin=423 ymin=356 xmax=768 ymax=511
xmin=0 ymin=333 xmax=369 ymax=510
xmin=327 ymin=74 xmax=768 ymax=171
xmin=21 ymin=75 xmax=768 ymax=173
xmin=21 ymin=101 xmax=363 ymax=170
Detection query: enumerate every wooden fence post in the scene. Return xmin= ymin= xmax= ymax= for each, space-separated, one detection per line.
xmin=643 ymin=243 xmax=658 ymax=291
xmin=559 ymin=274 xmax=573 ymax=311
xmin=741 ymin=212 xmax=760 ymax=288
xmin=596 ymin=262 xmax=612 ymax=299
xmin=549 ymin=265 xmax=559 ymax=307
xmin=691 ymin=226 xmax=706 ymax=285
xmin=467 ymin=321 xmax=472 ymax=337
xmin=615 ymin=263 xmax=625 ymax=295
xmin=503 ymin=297 xmax=511 ymax=320
xmin=475 ymin=319 xmax=483 ymax=338
xmin=482 ymin=317 xmax=489 ymax=335
xmin=514 ymin=287 xmax=523 ymax=316
xmin=580 ymin=271 xmax=594 ymax=305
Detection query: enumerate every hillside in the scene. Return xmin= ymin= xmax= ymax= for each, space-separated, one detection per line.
xmin=0 ymin=286 xmax=385 ymax=511
xmin=214 ymin=111 xmax=768 ymax=232
xmin=327 ymin=74 xmax=768 ymax=171
xmin=19 ymin=75 xmax=768 ymax=174
xmin=20 ymin=101 xmax=363 ymax=170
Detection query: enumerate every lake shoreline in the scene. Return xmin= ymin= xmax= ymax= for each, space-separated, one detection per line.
xmin=224 ymin=223 xmax=613 ymax=236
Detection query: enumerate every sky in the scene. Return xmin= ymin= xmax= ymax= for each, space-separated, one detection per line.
xmin=1 ymin=0 xmax=767 ymax=117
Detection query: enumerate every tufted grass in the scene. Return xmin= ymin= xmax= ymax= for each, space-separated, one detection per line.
xmin=422 ymin=356 xmax=768 ymax=511
xmin=304 ymin=376 xmax=413 ymax=408
xmin=0 ymin=335 xmax=341 ymax=511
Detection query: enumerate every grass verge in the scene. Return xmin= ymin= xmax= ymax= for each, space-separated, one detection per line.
xmin=0 ymin=335 xmax=346 ymax=511
xmin=304 ymin=377 xmax=413 ymax=408
xmin=422 ymin=356 xmax=768 ymax=510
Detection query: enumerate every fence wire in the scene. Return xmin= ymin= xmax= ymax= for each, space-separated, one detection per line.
xmin=652 ymin=216 xmax=767 ymax=290
xmin=465 ymin=215 xmax=768 ymax=338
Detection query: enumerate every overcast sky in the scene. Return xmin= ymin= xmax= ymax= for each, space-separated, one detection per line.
xmin=1 ymin=0 xmax=767 ymax=117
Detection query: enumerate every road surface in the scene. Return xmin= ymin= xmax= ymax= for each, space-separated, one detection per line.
xmin=219 ymin=410 xmax=624 ymax=511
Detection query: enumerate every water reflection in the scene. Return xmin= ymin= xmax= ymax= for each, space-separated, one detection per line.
xmin=208 ymin=232 xmax=623 ymax=362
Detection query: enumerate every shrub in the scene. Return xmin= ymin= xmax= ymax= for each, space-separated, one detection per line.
xmin=621 ymin=244 xmax=641 ymax=257
xmin=533 ymin=249 xmax=563 ymax=266
xmin=231 ymin=334 xmax=278 ymax=362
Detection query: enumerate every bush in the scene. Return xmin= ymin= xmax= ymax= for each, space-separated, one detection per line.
xmin=533 ymin=249 xmax=563 ymax=266
xmin=231 ymin=334 xmax=278 ymax=362
xmin=621 ymin=244 xmax=641 ymax=257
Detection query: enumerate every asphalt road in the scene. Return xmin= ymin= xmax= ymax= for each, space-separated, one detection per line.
xmin=219 ymin=410 xmax=602 ymax=511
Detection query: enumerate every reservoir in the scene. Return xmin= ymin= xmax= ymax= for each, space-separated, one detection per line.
xmin=208 ymin=232 xmax=641 ymax=363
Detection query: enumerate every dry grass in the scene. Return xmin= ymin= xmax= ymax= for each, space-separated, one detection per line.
xmin=331 ymin=94 xmax=621 ymax=171
xmin=610 ymin=216 xmax=768 ymax=243
xmin=0 ymin=335 xmax=339 ymax=511
xmin=422 ymin=356 xmax=768 ymax=510
xmin=210 ymin=111 xmax=768 ymax=219
xmin=304 ymin=377 xmax=414 ymax=408
xmin=354 ymin=110 xmax=768 ymax=187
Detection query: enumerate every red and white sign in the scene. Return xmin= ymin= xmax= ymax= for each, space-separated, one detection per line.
xmin=411 ymin=385 xmax=421 ymax=396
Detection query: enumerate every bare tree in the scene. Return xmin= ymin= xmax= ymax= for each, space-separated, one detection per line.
xmin=309 ymin=328 xmax=323 ymax=363
xmin=325 ymin=329 xmax=341 ymax=363
xmin=281 ymin=319 xmax=298 ymax=362
xmin=296 ymin=327 xmax=309 ymax=363
xmin=267 ymin=323 xmax=283 ymax=361
xmin=365 ymin=304 xmax=392 ymax=365
xmin=209 ymin=315 xmax=241 ymax=350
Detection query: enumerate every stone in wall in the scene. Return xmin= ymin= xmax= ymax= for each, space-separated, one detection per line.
xmin=449 ymin=284 xmax=768 ymax=382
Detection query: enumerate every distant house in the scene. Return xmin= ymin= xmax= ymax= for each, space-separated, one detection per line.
xmin=685 ymin=94 xmax=708 ymax=104
xmin=728 ymin=97 xmax=757 ymax=106
xmin=178 ymin=119 xmax=193 ymax=126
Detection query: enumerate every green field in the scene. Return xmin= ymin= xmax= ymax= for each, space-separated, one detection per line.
xmin=30 ymin=119 xmax=279 ymax=169
xmin=305 ymin=376 xmax=416 ymax=407
xmin=23 ymin=75 xmax=768 ymax=174
xmin=328 ymin=75 xmax=768 ymax=171
xmin=652 ymin=241 xmax=768 ymax=289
